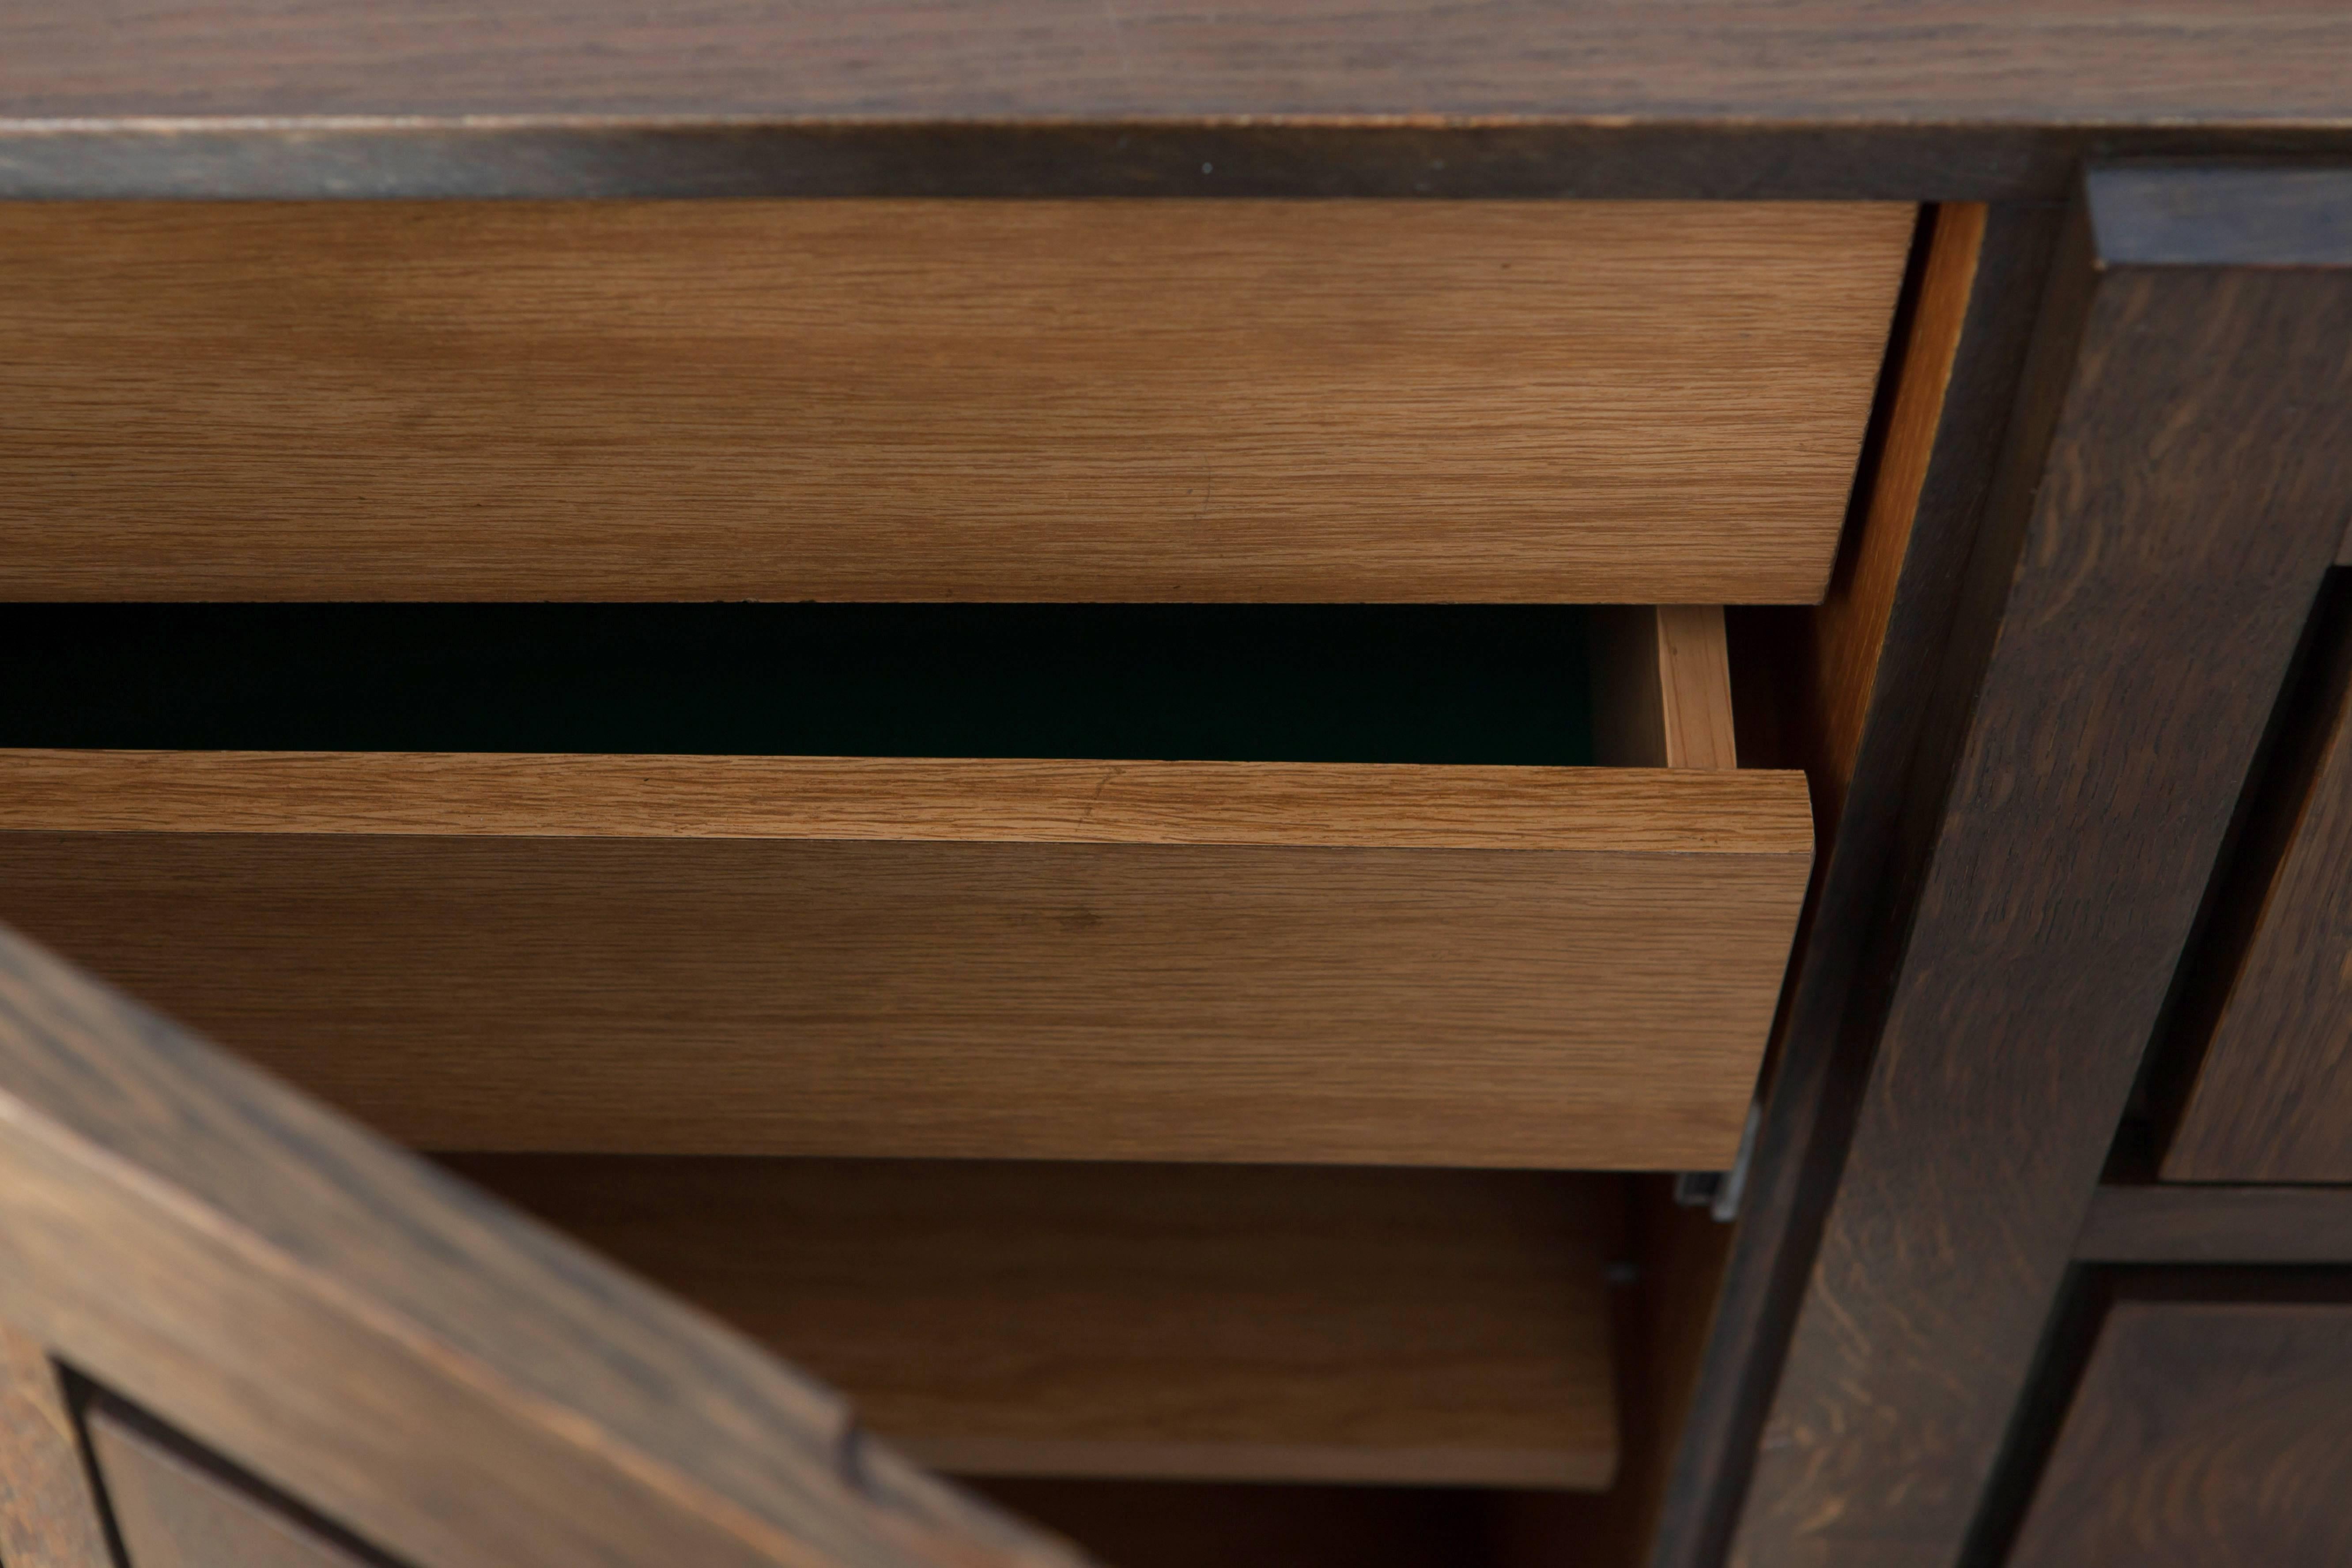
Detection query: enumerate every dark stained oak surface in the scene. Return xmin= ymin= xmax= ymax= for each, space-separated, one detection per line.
xmin=2091 ymin=166 xmax=2352 ymax=268
xmin=1726 ymin=167 xmax=2352 ymax=1568
xmin=89 ymin=1406 xmax=377 ymax=1568
xmin=5 ymin=2 xmax=2350 ymax=123
xmin=2005 ymin=1282 xmax=2352 ymax=1568
xmin=0 ymin=921 xmax=1091 ymax=1568
xmin=2077 ymin=1185 xmax=2352 ymax=1265
xmin=4 ymin=6 xmax=2352 ymax=197
xmin=0 ymin=1322 xmax=111 ymax=1568
xmin=2163 ymin=574 xmax=2352 ymax=1183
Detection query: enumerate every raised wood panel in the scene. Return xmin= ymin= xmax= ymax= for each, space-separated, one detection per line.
xmin=0 ymin=921 xmax=1093 ymax=1568
xmin=0 ymin=200 xmax=1909 ymax=605
xmin=2163 ymin=576 xmax=2352 ymax=1182
xmin=0 ymin=1322 xmax=111 ymax=1568
xmin=89 ymin=1407 xmax=373 ymax=1568
xmin=0 ymin=752 xmax=1811 ymax=1169
xmin=447 ymin=1156 xmax=1616 ymax=1489
xmin=2006 ymin=1286 xmax=2352 ymax=1568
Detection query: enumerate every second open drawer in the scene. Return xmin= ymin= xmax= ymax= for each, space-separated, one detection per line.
xmin=0 ymin=604 xmax=1809 ymax=1170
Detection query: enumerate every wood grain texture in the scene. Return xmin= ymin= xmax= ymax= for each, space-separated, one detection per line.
xmin=1805 ymin=206 xmax=1985 ymax=833
xmin=2077 ymin=1185 xmax=2352 ymax=1265
xmin=1651 ymin=200 xmax=2042 ymax=1568
xmin=89 ymin=1408 xmax=373 ymax=1568
xmin=0 ymin=750 xmax=1813 ymax=853
xmin=2005 ymin=1285 xmax=2352 ymax=1568
xmin=0 ymin=200 xmax=1908 ymax=605
xmin=1727 ymin=168 xmax=2352 ymax=1568
xmin=0 ymin=1322 xmax=111 ymax=1568
xmin=1654 ymin=608 xmax=1740 ymax=772
xmin=0 ymin=752 xmax=1810 ymax=1169
xmin=444 ymin=1156 xmax=1616 ymax=1489
xmin=2089 ymin=165 xmax=2352 ymax=268
xmin=0 ymin=921 xmax=1092 ymax=1568
xmin=3 ymin=2 xmax=2350 ymax=127
xmin=0 ymin=838 xmax=1805 ymax=1167
xmin=1592 ymin=608 xmax=1738 ymax=771
xmin=2163 ymin=573 xmax=2352 ymax=1181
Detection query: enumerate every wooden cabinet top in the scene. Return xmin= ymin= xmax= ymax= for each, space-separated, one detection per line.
xmin=8 ymin=3 xmax=2352 ymax=199
xmin=8 ymin=0 xmax=2351 ymax=124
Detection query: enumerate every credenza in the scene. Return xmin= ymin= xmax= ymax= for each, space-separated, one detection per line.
xmin=3 ymin=8 xmax=2352 ymax=1567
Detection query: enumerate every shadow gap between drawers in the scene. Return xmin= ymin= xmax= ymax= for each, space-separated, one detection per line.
xmin=0 ymin=603 xmax=1597 ymax=767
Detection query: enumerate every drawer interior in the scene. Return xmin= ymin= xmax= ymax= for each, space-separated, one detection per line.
xmin=0 ymin=600 xmax=1809 ymax=1172
xmin=1 ymin=602 xmax=1594 ymax=765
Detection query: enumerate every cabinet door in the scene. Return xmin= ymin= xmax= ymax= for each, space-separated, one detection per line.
xmin=0 ymin=921 xmax=1084 ymax=1568
xmin=2005 ymin=1280 xmax=2352 ymax=1568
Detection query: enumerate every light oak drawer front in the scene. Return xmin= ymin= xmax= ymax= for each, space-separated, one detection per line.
xmin=0 ymin=200 xmax=1912 ymax=604
xmin=0 ymin=752 xmax=1809 ymax=1170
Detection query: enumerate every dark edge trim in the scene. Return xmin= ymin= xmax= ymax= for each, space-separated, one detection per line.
xmin=2076 ymin=1184 xmax=2352 ymax=1264
xmin=5 ymin=123 xmax=2352 ymax=201
xmin=2089 ymin=164 xmax=2352 ymax=266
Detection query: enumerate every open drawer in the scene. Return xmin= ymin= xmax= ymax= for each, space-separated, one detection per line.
xmin=0 ymin=602 xmax=1810 ymax=1171
xmin=0 ymin=200 xmax=1911 ymax=605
